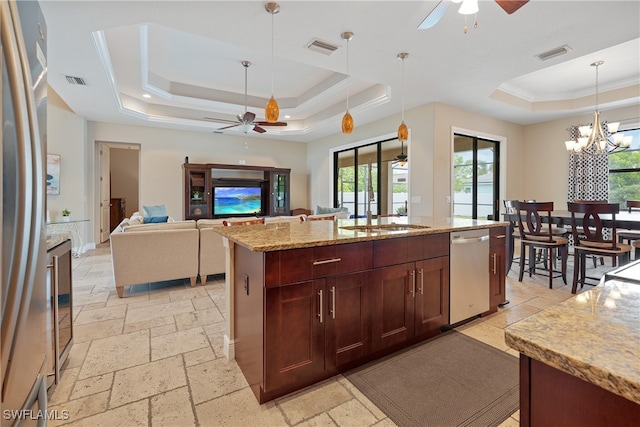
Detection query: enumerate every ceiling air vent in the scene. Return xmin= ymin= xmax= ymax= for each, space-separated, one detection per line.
xmin=307 ymin=38 xmax=339 ymax=55
xmin=65 ymin=75 xmax=87 ymax=85
xmin=535 ymin=45 xmax=572 ymax=61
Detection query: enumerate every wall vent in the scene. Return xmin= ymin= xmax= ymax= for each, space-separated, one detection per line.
xmin=307 ymin=38 xmax=339 ymax=55
xmin=535 ymin=45 xmax=572 ymax=61
xmin=65 ymin=75 xmax=87 ymax=85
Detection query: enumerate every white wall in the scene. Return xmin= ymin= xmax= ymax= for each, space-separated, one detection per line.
xmin=86 ymin=122 xmax=309 ymax=245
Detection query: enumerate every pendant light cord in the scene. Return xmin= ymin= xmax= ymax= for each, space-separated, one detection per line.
xmin=271 ymin=10 xmax=275 ymax=96
xmin=401 ymin=56 xmax=405 ymax=122
xmin=346 ymin=37 xmax=350 ymax=110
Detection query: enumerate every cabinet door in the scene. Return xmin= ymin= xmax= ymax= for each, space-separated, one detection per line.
xmin=184 ymin=166 xmax=211 ymax=219
xmin=414 ymin=257 xmax=449 ymax=338
xmin=269 ymin=171 xmax=290 ymax=216
xmin=372 ymin=263 xmax=414 ymax=352
xmin=264 ymin=280 xmax=325 ymax=392
xmin=325 ymin=271 xmax=372 ymax=371
xmin=490 ymin=245 xmax=506 ymax=308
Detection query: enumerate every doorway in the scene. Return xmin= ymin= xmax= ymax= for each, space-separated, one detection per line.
xmin=452 ymin=134 xmax=500 ymax=220
xmin=98 ymin=142 xmax=140 ymax=242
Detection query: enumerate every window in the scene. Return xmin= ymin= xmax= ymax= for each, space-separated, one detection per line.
xmin=608 ymin=127 xmax=640 ymax=205
xmin=334 ymin=138 xmax=408 ymax=217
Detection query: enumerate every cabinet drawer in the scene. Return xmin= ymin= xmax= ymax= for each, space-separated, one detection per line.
xmin=408 ymin=233 xmax=449 ymax=261
xmin=490 ymin=226 xmax=506 ymax=247
xmin=265 ymin=242 xmax=374 ymax=286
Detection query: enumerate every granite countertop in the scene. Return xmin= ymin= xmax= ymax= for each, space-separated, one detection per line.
xmin=505 ymin=279 xmax=640 ymax=405
xmin=47 ymin=232 xmax=72 ymax=251
xmin=213 ymin=216 xmax=508 ymax=251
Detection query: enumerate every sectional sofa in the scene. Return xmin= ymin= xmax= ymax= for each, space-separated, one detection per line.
xmin=110 ymin=213 xmax=346 ymax=297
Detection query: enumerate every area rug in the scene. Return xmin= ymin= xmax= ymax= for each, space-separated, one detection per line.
xmin=344 ymin=331 xmax=519 ymax=427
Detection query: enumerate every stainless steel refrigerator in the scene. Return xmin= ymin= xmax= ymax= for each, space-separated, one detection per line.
xmin=1 ymin=1 xmax=49 ymax=426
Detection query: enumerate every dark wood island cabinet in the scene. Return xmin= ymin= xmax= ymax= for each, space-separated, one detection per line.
xmin=216 ymin=217 xmax=507 ymax=403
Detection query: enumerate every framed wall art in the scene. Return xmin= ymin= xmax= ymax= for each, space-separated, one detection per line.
xmin=47 ymin=153 xmax=61 ymax=195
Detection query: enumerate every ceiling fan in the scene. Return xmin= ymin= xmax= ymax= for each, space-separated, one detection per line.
xmin=417 ymin=0 xmax=529 ymax=30
xmin=204 ymin=60 xmax=287 ymax=134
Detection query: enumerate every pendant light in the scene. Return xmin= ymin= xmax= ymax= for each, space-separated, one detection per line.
xmin=264 ymin=2 xmax=280 ymax=123
xmin=341 ymin=31 xmax=354 ymax=134
xmin=396 ymin=52 xmax=409 ymax=143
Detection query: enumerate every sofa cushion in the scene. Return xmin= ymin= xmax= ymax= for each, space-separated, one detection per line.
xmin=123 ymin=220 xmax=196 ymax=232
xmin=143 ymin=204 xmax=167 ymax=218
xmin=143 ymin=216 xmax=169 ymax=224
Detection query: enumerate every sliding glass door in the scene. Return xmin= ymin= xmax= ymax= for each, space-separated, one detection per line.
xmin=453 ymin=134 xmax=499 ymax=220
xmin=334 ymin=138 xmax=408 ymax=217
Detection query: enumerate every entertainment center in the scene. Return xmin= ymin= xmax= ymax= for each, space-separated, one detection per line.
xmin=182 ymin=162 xmax=290 ymax=220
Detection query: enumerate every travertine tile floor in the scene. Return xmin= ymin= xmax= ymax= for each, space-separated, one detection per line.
xmin=48 ymin=243 xmax=599 ymax=427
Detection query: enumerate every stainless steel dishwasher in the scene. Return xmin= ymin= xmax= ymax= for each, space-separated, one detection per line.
xmin=449 ymin=229 xmax=490 ymax=324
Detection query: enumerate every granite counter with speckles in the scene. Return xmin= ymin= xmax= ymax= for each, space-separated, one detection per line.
xmin=212 ymin=216 xmax=507 ymax=251
xmin=505 ymin=278 xmax=640 ymax=404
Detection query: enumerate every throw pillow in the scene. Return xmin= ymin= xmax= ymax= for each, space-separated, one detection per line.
xmin=316 ymin=205 xmax=349 ymax=215
xmin=143 ymin=216 xmax=169 ymax=224
xmin=143 ymin=204 xmax=167 ymax=217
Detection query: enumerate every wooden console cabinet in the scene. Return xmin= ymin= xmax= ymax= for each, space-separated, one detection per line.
xmin=182 ymin=163 xmax=290 ymax=220
xmin=234 ymin=233 xmax=450 ymax=403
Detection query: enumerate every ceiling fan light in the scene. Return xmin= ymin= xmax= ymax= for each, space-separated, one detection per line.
xmin=342 ymin=111 xmax=354 ymax=134
xmin=458 ymin=0 xmax=479 ymax=15
xmin=265 ymin=96 xmax=280 ymax=123
xmin=397 ymin=121 xmax=408 ymax=142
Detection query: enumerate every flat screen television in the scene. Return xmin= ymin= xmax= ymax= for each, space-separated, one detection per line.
xmin=213 ymin=186 xmax=263 ymax=216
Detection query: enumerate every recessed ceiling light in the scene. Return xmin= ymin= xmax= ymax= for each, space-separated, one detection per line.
xmin=142 ymin=93 xmax=151 ymax=98
xmin=284 ymin=115 xmax=291 ymax=119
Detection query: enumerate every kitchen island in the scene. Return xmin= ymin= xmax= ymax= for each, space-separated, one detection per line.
xmin=214 ymin=216 xmax=507 ymax=403
xmin=505 ymin=266 xmax=640 ymax=427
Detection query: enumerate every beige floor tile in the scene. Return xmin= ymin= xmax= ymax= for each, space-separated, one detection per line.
xmin=70 ymin=373 xmax=114 ymax=400
xmin=195 ymin=387 xmax=286 ymax=426
xmin=48 ymin=390 xmax=110 ymax=426
xmin=276 ymin=378 xmax=352 ymax=425
xmin=192 ymin=295 xmax=216 ymax=310
xmin=337 ymin=376 xmax=386 ymax=420
xmin=74 ymin=318 xmax=124 ymax=343
xmin=483 ymin=303 xmax=542 ymax=329
xmin=174 ymin=307 xmax=224 ymax=330
xmin=523 ymin=296 xmax=562 ymax=310
xmin=169 ymin=286 xmax=211 ymax=302
xmin=150 ymin=322 xmax=177 ymax=337
xmin=73 ymin=291 xmax=111 ymax=307
xmin=151 ymin=386 xmax=196 ymax=427
xmin=78 ymin=330 xmax=149 ymax=379
xmin=371 ymin=418 xmax=397 ymax=427
xmin=328 ymin=398 xmax=378 ymax=427
xmin=65 ymin=341 xmax=90 ymax=370
xmin=511 ymin=409 xmax=520 ymax=421
xmin=151 ymin=326 xmax=210 ymax=361
xmin=457 ymin=322 xmax=510 ymax=351
xmin=497 ymin=414 xmax=520 ymax=427
xmin=125 ymin=299 xmax=194 ymax=324
xmin=61 ymin=400 xmax=148 ymax=427
xmin=49 ymin=366 xmax=81 ymax=405
xmin=187 ymin=358 xmax=248 ymax=404
xmin=110 ymin=355 xmax=186 ymax=408
xmin=123 ymin=314 xmax=176 ymax=334
xmin=295 ymin=412 xmax=337 ymax=426
xmin=74 ymin=305 xmax=126 ymax=326
xmin=183 ymin=347 xmax=216 ymax=367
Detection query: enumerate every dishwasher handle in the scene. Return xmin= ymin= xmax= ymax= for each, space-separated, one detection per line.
xmin=451 ymin=235 xmax=490 ymax=244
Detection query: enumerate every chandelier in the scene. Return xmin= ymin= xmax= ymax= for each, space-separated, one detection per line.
xmin=564 ymin=61 xmax=632 ymax=154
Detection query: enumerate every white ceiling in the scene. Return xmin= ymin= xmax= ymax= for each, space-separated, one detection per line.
xmin=40 ymin=0 xmax=640 ymax=143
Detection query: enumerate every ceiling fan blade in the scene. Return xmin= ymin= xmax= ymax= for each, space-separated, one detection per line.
xmin=217 ymin=123 xmax=240 ymax=130
xmin=203 ymin=117 xmax=241 ymax=124
xmin=494 ymin=0 xmax=529 ymax=14
xmin=253 ymin=126 xmax=267 ymax=134
xmin=417 ymin=0 xmax=451 ymax=29
xmin=254 ymin=121 xmax=288 ymax=127
xmin=242 ymin=111 xmax=256 ymax=123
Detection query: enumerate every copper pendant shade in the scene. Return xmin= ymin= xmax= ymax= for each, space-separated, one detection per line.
xmin=342 ymin=111 xmax=354 ymax=134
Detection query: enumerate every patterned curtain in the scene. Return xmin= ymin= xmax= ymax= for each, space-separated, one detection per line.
xmin=567 ymin=124 xmax=609 ymax=202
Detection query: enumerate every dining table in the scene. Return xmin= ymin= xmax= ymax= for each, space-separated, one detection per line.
xmin=502 ymin=209 xmax=640 ymax=274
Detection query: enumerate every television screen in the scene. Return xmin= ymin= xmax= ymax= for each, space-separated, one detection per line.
xmin=214 ymin=186 xmax=262 ymax=216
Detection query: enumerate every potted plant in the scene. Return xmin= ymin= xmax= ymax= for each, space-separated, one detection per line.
xmin=61 ymin=209 xmax=71 ymax=221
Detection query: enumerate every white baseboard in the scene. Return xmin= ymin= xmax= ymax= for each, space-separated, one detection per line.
xmin=224 ymin=335 xmax=236 ymax=360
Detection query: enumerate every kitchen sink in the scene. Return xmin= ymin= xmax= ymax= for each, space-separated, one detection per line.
xmin=340 ymin=223 xmax=430 ymax=232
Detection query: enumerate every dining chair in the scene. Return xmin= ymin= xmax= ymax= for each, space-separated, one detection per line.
xmin=300 ymin=215 xmax=336 ymax=222
xmin=222 ymin=218 xmax=265 ymax=226
xmin=515 ymin=201 xmax=569 ymax=289
xmin=567 ymin=202 xmax=632 ymax=293
xmin=618 ymin=200 xmax=640 ymax=253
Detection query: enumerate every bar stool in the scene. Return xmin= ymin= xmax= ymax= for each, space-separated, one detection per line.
xmin=515 ymin=201 xmax=569 ymax=289
xmin=301 ymin=215 xmax=336 ymax=222
xmin=222 ymin=218 xmax=265 ymax=226
xmin=567 ymin=202 xmax=632 ymax=294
